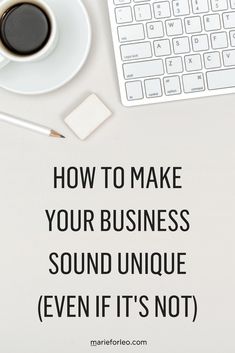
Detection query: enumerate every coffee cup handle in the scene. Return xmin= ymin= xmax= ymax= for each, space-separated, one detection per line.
xmin=0 ymin=55 xmax=10 ymax=70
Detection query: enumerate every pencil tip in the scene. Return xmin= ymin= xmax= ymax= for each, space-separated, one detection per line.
xmin=50 ymin=130 xmax=65 ymax=138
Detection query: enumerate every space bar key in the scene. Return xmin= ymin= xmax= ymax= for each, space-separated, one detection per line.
xmin=207 ymin=69 xmax=235 ymax=90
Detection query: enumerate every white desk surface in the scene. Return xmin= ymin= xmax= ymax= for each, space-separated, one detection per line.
xmin=0 ymin=1 xmax=234 ymax=352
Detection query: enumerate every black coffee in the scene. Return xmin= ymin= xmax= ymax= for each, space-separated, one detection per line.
xmin=0 ymin=3 xmax=51 ymax=56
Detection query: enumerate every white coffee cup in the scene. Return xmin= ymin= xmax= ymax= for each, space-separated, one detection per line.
xmin=0 ymin=0 xmax=58 ymax=69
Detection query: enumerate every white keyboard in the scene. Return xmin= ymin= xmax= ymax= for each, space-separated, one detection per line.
xmin=108 ymin=0 xmax=235 ymax=106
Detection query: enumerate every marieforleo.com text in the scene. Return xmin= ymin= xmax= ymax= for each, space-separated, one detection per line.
xmin=90 ymin=339 xmax=148 ymax=347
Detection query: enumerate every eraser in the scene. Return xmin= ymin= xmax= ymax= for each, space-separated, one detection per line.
xmin=65 ymin=94 xmax=112 ymax=140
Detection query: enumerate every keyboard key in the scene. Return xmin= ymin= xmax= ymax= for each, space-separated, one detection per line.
xmin=115 ymin=6 xmax=133 ymax=23
xmin=166 ymin=19 xmax=183 ymax=36
xmin=185 ymin=16 xmax=202 ymax=33
xmin=123 ymin=59 xmax=164 ymax=79
xmin=164 ymin=76 xmax=181 ymax=95
xmin=166 ymin=56 xmax=183 ymax=73
xmin=211 ymin=0 xmax=228 ymax=11
xmin=118 ymin=24 xmax=145 ymax=42
xmin=114 ymin=0 xmax=131 ymax=5
xmin=134 ymin=4 xmax=152 ymax=21
xmin=211 ymin=32 xmax=228 ymax=49
xmin=121 ymin=42 xmax=152 ymax=60
xmin=204 ymin=14 xmax=221 ymax=31
xmin=126 ymin=81 xmax=144 ymax=100
xmin=223 ymin=12 xmax=235 ymax=29
xmin=153 ymin=2 xmax=171 ymax=19
xmin=230 ymin=30 xmax=235 ymax=45
xmin=183 ymin=73 xmax=205 ymax=92
xmin=144 ymin=78 xmax=162 ymax=97
xmin=207 ymin=68 xmax=235 ymax=89
xmin=172 ymin=0 xmax=190 ymax=16
xmin=204 ymin=51 xmax=221 ymax=68
xmin=185 ymin=54 xmax=202 ymax=71
xmin=146 ymin=21 xmax=164 ymax=38
xmin=154 ymin=39 xmax=171 ymax=56
xmin=223 ymin=49 xmax=235 ymax=66
xmin=192 ymin=34 xmax=209 ymax=51
xmin=173 ymin=37 xmax=190 ymax=54
xmin=231 ymin=0 xmax=235 ymax=9
xmin=191 ymin=0 xmax=209 ymax=14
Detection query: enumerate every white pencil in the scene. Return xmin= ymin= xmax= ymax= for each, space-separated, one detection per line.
xmin=0 ymin=111 xmax=65 ymax=138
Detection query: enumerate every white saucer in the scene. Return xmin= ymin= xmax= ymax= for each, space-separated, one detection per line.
xmin=0 ymin=0 xmax=91 ymax=95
